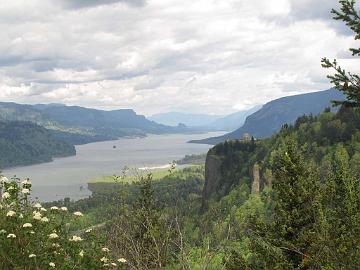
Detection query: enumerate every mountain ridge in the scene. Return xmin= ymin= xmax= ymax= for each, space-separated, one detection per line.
xmin=191 ymin=89 xmax=345 ymax=144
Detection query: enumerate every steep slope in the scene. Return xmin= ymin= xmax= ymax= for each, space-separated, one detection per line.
xmin=0 ymin=102 xmax=48 ymax=124
xmin=192 ymin=89 xmax=344 ymax=144
xmin=202 ymin=106 xmax=360 ymax=205
xmin=40 ymin=106 xmax=174 ymax=137
xmin=207 ymin=105 xmax=262 ymax=131
xmin=0 ymin=102 xmax=182 ymax=145
xmin=0 ymin=121 xmax=75 ymax=169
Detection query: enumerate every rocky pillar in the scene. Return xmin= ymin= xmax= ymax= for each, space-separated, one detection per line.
xmin=251 ymin=163 xmax=260 ymax=194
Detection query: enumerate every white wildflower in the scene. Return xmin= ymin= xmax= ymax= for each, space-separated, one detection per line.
xmin=33 ymin=211 xmax=42 ymax=220
xmin=2 ymin=192 xmax=10 ymax=199
xmin=85 ymin=228 xmax=92 ymax=233
xmin=73 ymin=211 xmax=83 ymax=217
xmin=33 ymin=203 xmax=42 ymax=208
xmin=79 ymin=250 xmax=84 ymax=257
xmin=0 ymin=176 xmax=8 ymax=184
xmin=41 ymin=217 xmax=49 ymax=223
xmin=6 ymin=210 xmax=16 ymax=217
xmin=19 ymin=214 xmax=23 ymax=219
xmin=102 ymin=247 xmax=110 ymax=252
xmin=69 ymin=235 xmax=83 ymax=242
xmin=22 ymin=223 xmax=32 ymax=228
xmin=21 ymin=178 xmax=31 ymax=185
xmin=50 ymin=206 xmax=59 ymax=210
xmin=0 ymin=229 xmax=6 ymax=234
xmin=49 ymin=262 xmax=55 ymax=268
xmin=7 ymin=233 xmax=16 ymax=238
xmin=100 ymin=257 xmax=108 ymax=263
xmin=21 ymin=188 xmax=30 ymax=194
xmin=111 ymin=263 xmax=117 ymax=267
xmin=40 ymin=207 xmax=47 ymax=212
xmin=29 ymin=254 xmax=36 ymax=258
xmin=60 ymin=206 xmax=68 ymax=211
xmin=118 ymin=258 xmax=127 ymax=263
xmin=49 ymin=233 xmax=59 ymax=239
xmin=52 ymin=243 xmax=60 ymax=248
xmin=30 ymin=231 xmax=35 ymax=234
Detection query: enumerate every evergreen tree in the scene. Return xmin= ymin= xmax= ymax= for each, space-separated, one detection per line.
xmin=315 ymin=145 xmax=360 ymax=268
xmin=322 ymin=0 xmax=360 ymax=109
xmin=251 ymin=138 xmax=320 ymax=269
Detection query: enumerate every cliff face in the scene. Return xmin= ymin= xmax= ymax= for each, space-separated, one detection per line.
xmin=202 ymin=140 xmax=263 ymax=208
xmin=202 ymin=154 xmax=223 ymax=209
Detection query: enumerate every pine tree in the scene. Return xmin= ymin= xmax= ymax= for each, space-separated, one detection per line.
xmin=274 ymin=139 xmax=320 ymax=269
xmin=252 ymin=138 xmax=320 ymax=269
xmin=321 ymin=0 xmax=360 ymax=109
xmin=316 ymin=145 xmax=360 ymax=268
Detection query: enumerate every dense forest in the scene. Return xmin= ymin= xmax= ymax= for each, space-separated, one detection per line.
xmin=46 ymin=105 xmax=360 ymax=269
xmin=0 ymin=121 xmax=75 ymax=169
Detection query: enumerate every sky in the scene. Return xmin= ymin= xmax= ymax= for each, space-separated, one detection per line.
xmin=0 ymin=0 xmax=359 ymax=116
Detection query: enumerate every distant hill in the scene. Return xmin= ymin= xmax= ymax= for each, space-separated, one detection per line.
xmin=0 ymin=102 xmax=185 ymax=145
xmin=149 ymin=112 xmax=222 ymax=127
xmin=149 ymin=106 xmax=261 ymax=132
xmin=206 ymin=105 xmax=262 ymax=131
xmin=191 ymin=89 xmax=345 ymax=144
xmin=0 ymin=121 xmax=75 ymax=169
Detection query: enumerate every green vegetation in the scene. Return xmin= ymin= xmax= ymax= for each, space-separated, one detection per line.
xmin=89 ymin=168 xmax=177 ymax=184
xmin=193 ymin=88 xmax=344 ymax=144
xmin=0 ymin=102 xmax=188 ymax=146
xmin=0 ymin=121 xmax=75 ymax=169
xmin=322 ymin=0 xmax=360 ymax=110
xmin=1 ymin=1 xmax=360 ymax=269
xmin=175 ymin=153 xmax=207 ymax=165
xmin=0 ymin=177 xmax=125 ymax=269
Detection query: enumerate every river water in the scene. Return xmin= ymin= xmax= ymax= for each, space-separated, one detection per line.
xmin=3 ymin=132 xmax=222 ymax=202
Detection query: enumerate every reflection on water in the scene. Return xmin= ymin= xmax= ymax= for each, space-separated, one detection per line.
xmin=3 ymin=132 xmax=223 ymax=202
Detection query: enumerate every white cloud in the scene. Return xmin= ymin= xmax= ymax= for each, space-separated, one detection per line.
xmin=0 ymin=0 xmax=358 ymax=115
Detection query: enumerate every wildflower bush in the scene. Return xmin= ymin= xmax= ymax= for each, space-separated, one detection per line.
xmin=0 ymin=176 xmax=127 ymax=269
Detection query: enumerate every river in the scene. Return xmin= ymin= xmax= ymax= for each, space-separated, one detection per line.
xmin=3 ymin=132 xmax=223 ymax=202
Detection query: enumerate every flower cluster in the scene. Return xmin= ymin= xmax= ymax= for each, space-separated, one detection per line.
xmin=0 ymin=176 xmax=125 ymax=269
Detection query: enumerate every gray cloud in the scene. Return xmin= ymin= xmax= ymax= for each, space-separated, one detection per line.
xmin=289 ymin=0 xmax=353 ymax=35
xmin=60 ymin=0 xmax=146 ymax=9
xmin=0 ymin=0 xmax=357 ymax=115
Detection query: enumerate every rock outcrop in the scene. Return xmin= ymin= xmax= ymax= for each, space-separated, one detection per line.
xmin=251 ymin=163 xmax=260 ymax=194
xmin=202 ymin=154 xmax=223 ymax=210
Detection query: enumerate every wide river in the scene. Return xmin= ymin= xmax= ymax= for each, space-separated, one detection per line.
xmin=3 ymin=132 xmax=223 ymax=202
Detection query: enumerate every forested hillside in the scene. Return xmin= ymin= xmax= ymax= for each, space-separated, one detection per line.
xmin=0 ymin=102 xmax=186 ymax=145
xmin=0 ymin=121 xmax=75 ymax=169
xmin=193 ymin=88 xmax=344 ymax=144
xmin=203 ymin=106 xmax=360 ymax=203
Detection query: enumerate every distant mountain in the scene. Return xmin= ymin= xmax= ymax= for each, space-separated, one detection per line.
xmin=0 ymin=121 xmax=75 ymax=169
xmin=32 ymin=103 xmax=66 ymax=110
xmin=207 ymin=105 xmax=262 ymax=131
xmin=0 ymin=102 xmax=185 ymax=145
xmin=149 ymin=106 xmax=261 ymax=132
xmin=149 ymin=112 xmax=222 ymax=127
xmin=191 ymin=89 xmax=345 ymax=144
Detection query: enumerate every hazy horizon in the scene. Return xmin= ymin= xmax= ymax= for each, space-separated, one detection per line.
xmin=1 ymin=0 xmax=359 ymax=116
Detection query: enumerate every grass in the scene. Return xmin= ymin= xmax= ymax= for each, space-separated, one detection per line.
xmin=88 ymin=168 xmax=179 ymax=184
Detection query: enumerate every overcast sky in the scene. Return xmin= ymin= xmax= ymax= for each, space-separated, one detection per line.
xmin=0 ymin=0 xmax=358 ymax=116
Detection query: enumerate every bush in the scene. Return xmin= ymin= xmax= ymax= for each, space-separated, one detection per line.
xmin=0 ymin=176 xmax=127 ymax=269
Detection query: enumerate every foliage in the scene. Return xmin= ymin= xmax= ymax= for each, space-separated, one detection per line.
xmin=0 ymin=121 xmax=75 ymax=169
xmin=322 ymin=0 xmax=360 ymax=109
xmin=0 ymin=176 xmax=125 ymax=269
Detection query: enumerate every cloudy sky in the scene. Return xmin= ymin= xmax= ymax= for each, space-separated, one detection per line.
xmin=0 ymin=0 xmax=358 ymax=116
